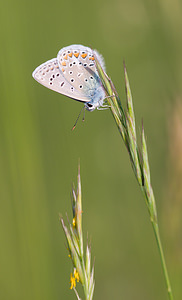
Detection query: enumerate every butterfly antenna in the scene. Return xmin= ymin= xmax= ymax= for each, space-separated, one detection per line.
xmin=72 ymin=106 xmax=85 ymax=131
xmin=82 ymin=106 xmax=86 ymax=122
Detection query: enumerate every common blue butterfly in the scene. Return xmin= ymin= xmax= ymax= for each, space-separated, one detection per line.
xmin=32 ymin=45 xmax=107 ymax=112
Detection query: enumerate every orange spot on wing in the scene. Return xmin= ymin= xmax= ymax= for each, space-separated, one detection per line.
xmin=61 ymin=61 xmax=66 ymax=66
xmin=62 ymin=68 xmax=65 ymax=72
xmin=64 ymin=54 xmax=68 ymax=60
xmin=81 ymin=53 xmax=87 ymax=58
xmin=68 ymin=52 xmax=73 ymax=57
xmin=74 ymin=52 xmax=79 ymax=58
xmin=89 ymin=56 xmax=95 ymax=61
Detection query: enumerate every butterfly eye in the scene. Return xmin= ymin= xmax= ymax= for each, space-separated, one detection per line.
xmin=87 ymin=103 xmax=93 ymax=108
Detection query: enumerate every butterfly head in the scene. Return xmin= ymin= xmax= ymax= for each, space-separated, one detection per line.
xmin=85 ymin=102 xmax=96 ymax=111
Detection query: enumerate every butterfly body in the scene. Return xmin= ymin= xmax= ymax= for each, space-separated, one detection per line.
xmin=32 ymin=45 xmax=106 ymax=111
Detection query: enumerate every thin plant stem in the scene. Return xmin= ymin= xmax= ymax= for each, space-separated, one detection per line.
xmin=95 ymin=55 xmax=174 ymax=300
xmin=152 ymin=221 xmax=173 ymax=300
xmin=60 ymin=167 xmax=95 ymax=300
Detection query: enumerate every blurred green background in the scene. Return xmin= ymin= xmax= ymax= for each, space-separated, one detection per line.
xmin=0 ymin=0 xmax=182 ymax=299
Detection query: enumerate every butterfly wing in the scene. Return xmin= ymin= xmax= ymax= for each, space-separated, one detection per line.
xmin=57 ymin=45 xmax=106 ymax=101
xmin=32 ymin=58 xmax=89 ymax=102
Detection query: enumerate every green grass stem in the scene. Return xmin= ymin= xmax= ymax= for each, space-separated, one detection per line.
xmin=60 ymin=166 xmax=95 ymax=300
xmin=95 ymin=54 xmax=174 ymax=300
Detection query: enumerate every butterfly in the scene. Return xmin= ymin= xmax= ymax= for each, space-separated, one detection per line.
xmin=32 ymin=45 xmax=107 ymax=112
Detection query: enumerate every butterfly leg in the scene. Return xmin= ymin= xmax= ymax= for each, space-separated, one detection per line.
xmin=97 ymin=105 xmax=110 ymax=110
